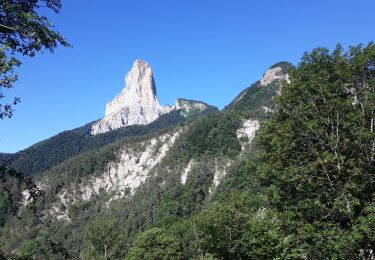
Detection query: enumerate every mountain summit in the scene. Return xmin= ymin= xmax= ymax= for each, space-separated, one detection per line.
xmin=105 ymin=60 xmax=160 ymax=114
xmin=91 ymin=60 xmax=173 ymax=135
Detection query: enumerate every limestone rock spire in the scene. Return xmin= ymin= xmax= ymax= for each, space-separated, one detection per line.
xmin=91 ymin=60 xmax=172 ymax=135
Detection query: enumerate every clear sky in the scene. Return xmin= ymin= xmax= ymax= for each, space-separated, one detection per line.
xmin=1 ymin=0 xmax=374 ymax=153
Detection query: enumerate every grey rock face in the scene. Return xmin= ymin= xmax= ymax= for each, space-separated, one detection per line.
xmin=173 ymin=98 xmax=209 ymax=117
xmin=91 ymin=60 xmax=172 ymax=135
xmin=260 ymin=66 xmax=290 ymax=87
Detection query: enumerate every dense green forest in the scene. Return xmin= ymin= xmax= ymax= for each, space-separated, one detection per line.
xmin=1 ymin=43 xmax=375 ymax=259
xmin=1 ymin=106 xmax=216 ymax=176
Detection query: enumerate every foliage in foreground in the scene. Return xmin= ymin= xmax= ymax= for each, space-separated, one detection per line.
xmin=0 ymin=0 xmax=69 ymax=119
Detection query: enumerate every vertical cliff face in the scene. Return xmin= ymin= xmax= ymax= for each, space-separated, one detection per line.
xmin=91 ymin=60 xmax=172 ymax=135
xmin=104 ymin=60 xmax=160 ymax=116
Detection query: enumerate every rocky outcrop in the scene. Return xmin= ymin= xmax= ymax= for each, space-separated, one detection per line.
xmin=80 ymin=130 xmax=181 ymax=200
xmin=45 ymin=130 xmax=182 ymax=221
xmin=227 ymin=62 xmax=292 ymax=109
xmin=236 ymin=119 xmax=260 ymax=151
xmin=180 ymin=159 xmax=194 ymax=185
xmin=91 ymin=60 xmax=212 ymax=135
xmin=174 ymin=98 xmax=211 ymax=117
xmin=91 ymin=60 xmax=173 ymax=135
xmin=260 ymin=65 xmax=291 ymax=87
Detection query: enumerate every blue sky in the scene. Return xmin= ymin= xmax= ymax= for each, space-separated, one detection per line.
xmin=1 ymin=0 xmax=374 ymax=152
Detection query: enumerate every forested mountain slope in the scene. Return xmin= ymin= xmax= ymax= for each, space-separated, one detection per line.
xmin=2 ymin=43 xmax=373 ymax=259
xmin=1 ymin=59 xmax=217 ymax=176
xmin=0 ymin=60 xmax=288 ymax=259
xmin=1 ymin=105 xmax=216 ymax=176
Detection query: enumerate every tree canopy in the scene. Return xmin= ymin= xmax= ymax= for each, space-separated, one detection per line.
xmin=253 ymin=42 xmax=375 ymax=258
xmin=127 ymin=228 xmax=182 ymax=260
xmin=0 ymin=0 xmax=69 ymax=119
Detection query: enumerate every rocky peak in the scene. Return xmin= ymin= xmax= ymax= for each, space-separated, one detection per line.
xmin=260 ymin=62 xmax=292 ymax=87
xmin=105 ymin=60 xmax=159 ymax=116
xmin=91 ymin=60 xmax=172 ymax=135
xmin=91 ymin=60 xmax=216 ymax=135
xmin=226 ymin=61 xmax=293 ymax=110
xmin=174 ymin=98 xmax=210 ymax=117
